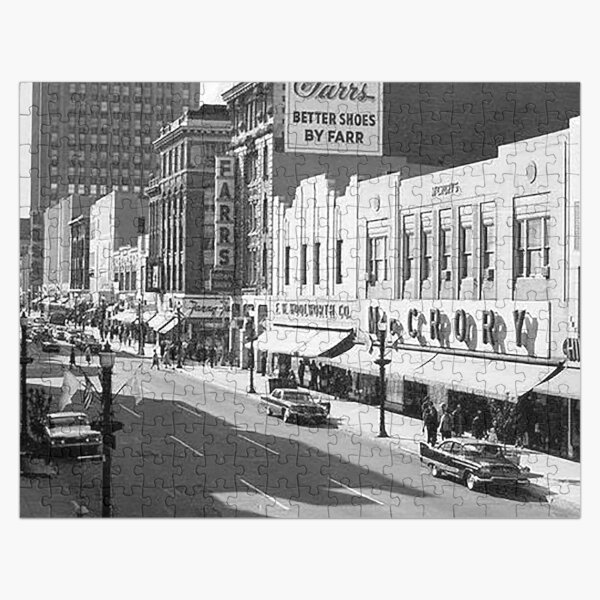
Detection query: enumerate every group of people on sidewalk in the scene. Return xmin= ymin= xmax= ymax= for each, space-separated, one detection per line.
xmin=273 ymin=360 xmax=354 ymax=398
xmin=422 ymin=400 xmax=492 ymax=446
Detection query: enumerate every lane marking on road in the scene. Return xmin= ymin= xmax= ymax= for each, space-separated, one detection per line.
xmin=177 ymin=404 xmax=204 ymax=419
xmin=238 ymin=434 xmax=279 ymax=456
xmin=239 ymin=478 xmax=290 ymax=511
xmin=328 ymin=477 xmax=386 ymax=506
xmin=167 ymin=435 xmax=204 ymax=457
xmin=119 ymin=404 xmax=141 ymax=419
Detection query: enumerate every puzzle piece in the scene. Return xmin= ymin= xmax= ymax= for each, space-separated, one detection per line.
xmin=20 ymin=81 xmax=580 ymax=519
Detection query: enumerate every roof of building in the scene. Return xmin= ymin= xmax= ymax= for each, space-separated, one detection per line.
xmin=187 ymin=104 xmax=230 ymax=121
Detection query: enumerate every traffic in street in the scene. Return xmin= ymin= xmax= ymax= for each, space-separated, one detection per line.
xmin=21 ymin=334 xmax=577 ymax=518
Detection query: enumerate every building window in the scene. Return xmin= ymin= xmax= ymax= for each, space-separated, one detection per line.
xmin=440 ymin=227 xmax=452 ymax=273
xmin=263 ymin=144 xmax=269 ymax=180
xmin=459 ymin=224 xmax=473 ymax=279
xmin=368 ymin=236 xmax=388 ymax=283
xmin=421 ymin=226 xmax=433 ymax=280
xmin=284 ymin=246 xmax=291 ymax=286
xmin=313 ymin=242 xmax=321 ymax=285
xmin=515 ymin=216 xmax=550 ymax=277
xmin=262 ymin=195 xmax=268 ymax=231
xmin=335 ymin=239 xmax=343 ymax=284
xmin=482 ymin=220 xmax=495 ymax=271
xmin=403 ymin=231 xmax=414 ymax=282
xmin=300 ymin=243 xmax=307 ymax=285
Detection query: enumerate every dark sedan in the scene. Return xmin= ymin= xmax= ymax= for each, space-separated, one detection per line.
xmin=420 ymin=437 xmax=541 ymax=491
xmin=75 ymin=335 xmax=102 ymax=354
xmin=41 ymin=339 xmax=61 ymax=353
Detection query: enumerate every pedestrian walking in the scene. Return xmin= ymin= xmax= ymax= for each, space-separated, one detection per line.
xmin=298 ymin=360 xmax=306 ymax=387
xmin=472 ymin=410 xmax=486 ymax=439
xmin=151 ymin=349 xmax=160 ymax=370
xmin=209 ymin=347 xmax=216 ymax=368
xmin=424 ymin=406 xmax=439 ymax=446
xmin=162 ymin=347 xmax=172 ymax=369
xmin=84 ymin=345 xmax=92 ymax=366
xmin=439 ymin=404 xmax=453 ymax=440
xmin=69 ymin=346 xmax=76 ymax=369
xmin=309 ymin=360 xmax=318 ymax=390
xmin=452 ymin=404 xmax=466 ymax=436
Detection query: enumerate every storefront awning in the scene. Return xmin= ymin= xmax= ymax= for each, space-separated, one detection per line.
xmin=404 ymin=353 xmax=558 ymax=402
xmin=532 ymin=366 xmax=580 ymax=400
xmin=133 ymin=310 xmax=157 ymax=325
xmin=254 ymin=326 xmax=353 ymax=358
xmin=157 ymin=317 xmax=177 ymax=334
xmin=324 ymin=345 xmax=433 ymax=378
xmin=147 ymin=313 xmax=176 ymax=332
xmin=112 ymin=310 xmax=137 ymax=323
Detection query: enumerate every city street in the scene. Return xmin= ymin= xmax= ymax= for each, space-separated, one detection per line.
xmin=21 ymin=342 xmax=578 ymax=518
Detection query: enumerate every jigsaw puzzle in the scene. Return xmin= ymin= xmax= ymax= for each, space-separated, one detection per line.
xmin=19 ymin=82 xmax=581 ymax=518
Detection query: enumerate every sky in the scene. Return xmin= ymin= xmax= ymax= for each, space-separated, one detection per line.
xmin=19 ymin=81 xmax=235 ymax=218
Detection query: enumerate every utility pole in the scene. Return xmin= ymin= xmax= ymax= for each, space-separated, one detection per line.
xmin=20 ymin=313 xmax=29 ymax=442
xmin=176 ymin=304 xmax=183 ymax=369
xmin=247 ymin=320 xmax=256 ymax=394
xmin=138 ymin=294 xmax=145 ymax=356
xmin=100 ymin=342 xmax=115 ymax=517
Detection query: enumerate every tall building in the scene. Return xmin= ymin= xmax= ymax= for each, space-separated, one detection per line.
xmin=89 ymin=190 xmax=149 ymax=305
xmin=42 ymin=194 xmax=93 ymax=300
xmin=222 ymin=82 xmax=580 ymax=367
xmin=28 ymin=82 xmax=201 ymax=295
xmin=145 ymin=105 xmax=232 ymax=348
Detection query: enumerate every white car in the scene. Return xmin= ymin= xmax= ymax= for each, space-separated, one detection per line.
xmin=261 ymin=388 xmax=330 ymax=424
xmin=44 ymin=412 xmax=102 ymax=459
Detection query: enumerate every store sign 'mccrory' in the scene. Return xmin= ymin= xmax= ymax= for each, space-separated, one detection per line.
xmin=367 ymin=301 xmax=550 ymax=357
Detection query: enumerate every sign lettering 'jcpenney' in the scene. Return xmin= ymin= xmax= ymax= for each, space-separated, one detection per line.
xmin=285 ymin=82 xmax=383 ymax=156
xmin=368 ymin=301 xmax=550 ymax=357
xmin=213 ymin=157 xmax=235 ymax=271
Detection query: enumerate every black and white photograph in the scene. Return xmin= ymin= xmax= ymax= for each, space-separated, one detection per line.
xmin=18 ymin=81 xmax=581 ymax=519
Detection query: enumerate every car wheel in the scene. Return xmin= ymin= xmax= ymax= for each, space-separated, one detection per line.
xmin=465 ymin=472 xmax=477 ymax=491
xmin=431 ymin=464 xmax=441 ymax=478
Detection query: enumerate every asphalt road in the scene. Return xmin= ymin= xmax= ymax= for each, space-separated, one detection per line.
xmin=21 ymin=342 xmax=577 ymax=518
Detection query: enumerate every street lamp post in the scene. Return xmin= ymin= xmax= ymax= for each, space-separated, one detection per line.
xmin=137 ymin=295 xmax=145 ymax=356
xmin=99 ymin=342 xmax=116 ymax=518
xmin=176 ymin=304 xmax=183 ymax=369
xmin=20 ymin=313 xmax=29 ymax=441
xmin=247 ymin=321 xmax=256 ymax=394
xmin=374 ymin=316 xmax=391 ymax=438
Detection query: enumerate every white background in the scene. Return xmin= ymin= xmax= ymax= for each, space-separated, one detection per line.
xmin=1 ymin=2 xmax=596 ymax=600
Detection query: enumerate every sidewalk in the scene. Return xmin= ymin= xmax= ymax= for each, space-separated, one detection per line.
xmin=171 ymin=364 xmax=581 ymax=511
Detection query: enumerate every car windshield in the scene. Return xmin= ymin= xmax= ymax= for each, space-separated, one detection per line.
xmin=462 ymin=443 xmax=504 ymax=458
xmin=282 ymin=392 xmax=312 ymax=403
xmin=49 ymin=415 xmax=89 ymax=428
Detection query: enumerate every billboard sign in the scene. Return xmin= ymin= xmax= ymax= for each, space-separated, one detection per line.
xmin=285 ymin=82 xmax=383 ymax=156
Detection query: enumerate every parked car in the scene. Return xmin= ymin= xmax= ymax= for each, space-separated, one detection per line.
xmin=41 ymin=339 xmax=61 ymax=353
xmin=75 ymin=334 xmax=102 ymax=354
xmin=52 ymin=325 xmax=67 ymax=340
xmin=43 ymin=412 xmax=102 ymax=459
xmin=419 ymin=437 xmax=541 ymax=491
xmin=261 ymin=388 xmax=329 ymax=424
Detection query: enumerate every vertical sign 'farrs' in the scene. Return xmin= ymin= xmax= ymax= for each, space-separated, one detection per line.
xmin=214 ymin=157 xmax=235 ymax=270
xmin=285 ymin=82 xmax=383 ymax=156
